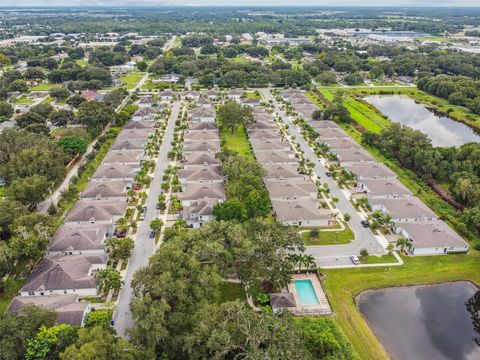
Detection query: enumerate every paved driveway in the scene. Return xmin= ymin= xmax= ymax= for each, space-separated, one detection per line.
xmin=113 ymin=101 xmax=180 ymax=337
xmin=261 ymin=89 xmax=385 ymax=266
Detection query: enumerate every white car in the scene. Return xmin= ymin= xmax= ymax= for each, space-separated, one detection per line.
xmin=350 ymin=255 xmax=360 ymax=265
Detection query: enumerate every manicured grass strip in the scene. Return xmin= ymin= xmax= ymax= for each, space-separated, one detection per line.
xmin=360 ymin=253 xmax=397 ymax=264
xmin=303 ymin=223 xmax=354 ymax=245
xmin=322 ymin=252 xmax=480 ymax=360
xmin=219 ymin=125 xmax=253 ymax=157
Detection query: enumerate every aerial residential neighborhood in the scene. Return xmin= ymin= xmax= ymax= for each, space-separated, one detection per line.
xmin=0 ymin=4 xmax=479 ymax=360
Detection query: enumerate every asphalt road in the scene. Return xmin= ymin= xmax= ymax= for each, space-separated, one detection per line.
xmin=261 ymin=89 xmax=385 ymax=267
xmin=113 ymin=101 xmax=180 ymax=337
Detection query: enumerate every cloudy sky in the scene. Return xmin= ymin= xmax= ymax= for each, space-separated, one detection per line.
xmin=1 ymin=0 xmax=479 ymax=7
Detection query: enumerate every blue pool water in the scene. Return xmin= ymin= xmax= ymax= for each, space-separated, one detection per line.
xmin=294 ymin=279 xmax=319 ymax=305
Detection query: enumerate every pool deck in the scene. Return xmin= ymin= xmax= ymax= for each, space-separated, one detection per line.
xmin=287 ymin=273 xmax=332 ymax=316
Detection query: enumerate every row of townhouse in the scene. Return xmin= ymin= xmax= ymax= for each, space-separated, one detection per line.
xmin=284 ymin=89 xmax=469 ymax=256
xmin=178 ymin=102 xmax=226 ymax=228
xmin=246 ymin=105 xmax=331 ymax=227
xmin=7 ymin=106 xmax=160 ymax=326
xmin=137 ymin=89 xmax=262 ymax=106
xmin=282 ymin=89 xmax=318 ymax=120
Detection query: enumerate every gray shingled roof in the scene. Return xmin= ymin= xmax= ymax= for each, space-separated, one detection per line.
xmin=81 ymin=180 xmax=129 ymax=199
xmin=183 ymin=153 xmax=222 ymax=167
xmin=183 ymin=141 xmax=220 ymax=153
xmin=8 ymin=294 xmax=89 ymax=326
xmin=270 ymin=293 xmax=296 ymax=309
xmin=344 ymin=162 xmax=396 ymax=179
xmin=21 ymin=254 xmax=108 ymax=292
xmin=124 ymin=120 xmax=154 ymax=129
xmin=189 ymin=122 xmax=218 ymax=131
xmin=398 ymin=220 xmax=469 ymax=249
xmin=179 ymin=183 xmax=226 ymax=201
xmin=66 ymin=201 xmax=127 ymax=223
xmin=92 ymin=164 xmax=136 ymax=180
xmin=48 ymin=223 xmax=110 ymax=253
xmin=178 ymin=166 xmax=224 ymax=182
xmin=371 ymin=197 xmax=437 ymax=220
xmin=272 ymin=199 xmax=331 ymax=221
xmin=102 ymin=150 xmax=142 ymax=165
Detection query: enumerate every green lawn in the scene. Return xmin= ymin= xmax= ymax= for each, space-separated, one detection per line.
xmin=0 ymin=187 xmax=4 ymax=198
xmin=14 ymin=96 xmax=34 ymax=104
xmin=244 ymin=91 xmax=262 ymax=100
xmin=29 ymin=83 xmax=61 ymax=92
xmin=360 ymin=253 xmax=398 ymax=264
xmin=322 ymin=252 xmax=480 ymax=360
xmin=219 ymin=125 xmax=252 ymax=157
xmin=118 ymin=71 xmax=145 ymax=90
xmin=42 ymin=96 xmax=54 ymax=104
xmin=318 ymin=88 xmax=391 ymax=133
xmin=218 ymin=282 xmax=247 ymax=303
xmin=0 ymin=278 xmax=24 ymax=314
xmin=302 ymin=222 xmax=354 ymax=245
xmin=75 ymin=59 xmax=88 ymax=67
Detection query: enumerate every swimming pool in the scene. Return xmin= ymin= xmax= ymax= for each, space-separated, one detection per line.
xmin=294 ymin=279 xmax=319 ymax=305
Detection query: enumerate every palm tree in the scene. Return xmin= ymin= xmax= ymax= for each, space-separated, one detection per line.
xmin=396 ymin=238 xmax=412 ymax=253
xmin=329 ymin=212 xmax=339 ymax=226
xmin=287 ymin=253 xmax=301 ymax=270
xmin=303 ymin=254 xmax=317 ymax=271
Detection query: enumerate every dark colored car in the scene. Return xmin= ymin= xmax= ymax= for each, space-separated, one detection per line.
xmin=361 ymin=220 xmax=370 ymax=228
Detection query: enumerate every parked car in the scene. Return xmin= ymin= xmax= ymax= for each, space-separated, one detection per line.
xmin=140 ymin=206 xmax=147 ymax=221
xmin=132 ymin=185 xmax=142 ymax=191
xmin=361 ymin=220 xmax=370 ymax=228
xmin=149 ymin=230 xmax=156 ymax=239
xmin=350 ymin=255 xmax=360 ymax=265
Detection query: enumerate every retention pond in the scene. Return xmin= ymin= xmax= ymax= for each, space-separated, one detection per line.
xmin=365 ymin=95 xmax=480 ymax=147
xmin=357 ymin=281 xmax=480 ymax=360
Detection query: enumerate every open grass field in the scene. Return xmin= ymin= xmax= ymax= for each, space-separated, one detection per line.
xmin=322 ymin=252 xmax=480 ymax=359
xmin=219 ymin=125 xmax=252 ymax=157
xmin=119 ymin=71 xmax=145 ymax=90
xmin=29 ymin=83 xmax=61 ymax=91
xmin=302 ymin=222 xmax=354 ymax=245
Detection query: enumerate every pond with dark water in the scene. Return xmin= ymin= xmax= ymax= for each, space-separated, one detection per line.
xmin=357 ymin=281 xmax=480 ymax=360
xmin=365 ymin=95 xmax=480 ymax=147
